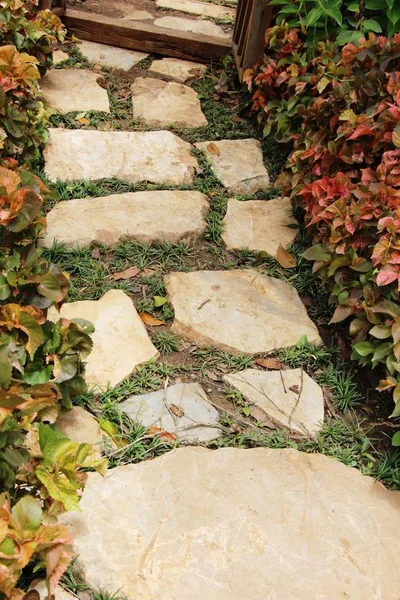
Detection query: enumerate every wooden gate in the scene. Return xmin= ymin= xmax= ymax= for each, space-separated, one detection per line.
xmin=38 ymin=0 xmax=66 ymax=16
xmin=232 ymin=0 xmax=272 ymax=80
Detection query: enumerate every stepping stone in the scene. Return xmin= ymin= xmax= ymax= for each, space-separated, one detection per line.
xmin=30 ymin=581 xmax=75 ymax=600
xmin=165 ymin=269 xmax=321 ymax=354
xmin=195 ymin=139 xmax=270 ymax=194
xmin=48 ymin=290 xmax=158 ymax=389
xmin=42 ymin=191 xmax=209 ymax=248
xmin=122 ymin=9 xmax=153 ymax=20
xmin=154 ymin=16 xmax=231 ymax=39
xmin=131 ymin=77 xmax=207 ymax=129
xmin=120 ymin=383 xmax=222 ymax=442
xmin=222 ymin=197 xmax=297 ymax=257
xmin=40 ymin=69 xmax=110 ymax=113
xmin=150 ymin=57 xmax=207 ymax=83
xmin=78 ymin=40 xmax=149 ymax=70
xmin=224 ymin=368 xmax=324 ymax=436
xmin=56 ymin=407 xmax=114 ymax=454
xmin=61 ymin=447 xmax=400 ymax=599
xmin=44 ymin=129 xmax=199 ymax=184
xmin=156 ymin=0 xmax=236 ymax=19
xmin=52 ymin=49 xmax=69 ymax=65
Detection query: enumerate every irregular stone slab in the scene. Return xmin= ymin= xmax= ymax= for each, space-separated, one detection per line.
xmin=222 ymin=197 xmax=296 ymax=256
xmin=78 ymin=40 xmax=149 ymax=70
xmin=48 ymin=290 xmax=158 ymax=389
xmin=56 ymin=406 xmax=112 ymax=453
xmin=61 ymin=447 xmax=400 ymax=600
xmin=30 ymin=580 xmax=75 ymax=600
xmin=154 ymin=16 xmax=231 ymax=39
xmin=150 ymin=57 xmax=207 ymax=83
xmin=42 ymin=191 xmax=209 ymax=248
xmin=165 ymin=269 xmax=321 ymax=354
xmin=224 ymin=368 xmax=324 ymax=436
xmin=52 ymin=49 xmax=69 ymax=65
xmin=44 ymin=129 xmax=198 ymax=184
xmin=195 ymin=139 xmax=270 ymax=194
xmin=131 ymin=77 xmax=207 ymax=128
xmin=40 ymin=69 xmax=110 ymax=113
xmin=120 ymin=383 xmax=222 ymax=442
xmin=122 ymin=9 xmax=153 ymax=20
xmin=156 ymin=0 xmax=235 ymax=19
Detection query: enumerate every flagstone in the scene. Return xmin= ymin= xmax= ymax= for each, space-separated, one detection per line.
xmin=154 ymin=16 xmax=231 ymax=39
xmin=165 ymin=269 xmax=321 ymax=354
xmin=195 ymin=139 xmax=270 ymax=194
xmin=150 ymin=58 xmax=207 ymax=83
xmin=120 ymin=383 xmax=222 ymax=442
xmin=43 ymin=129 xmax=198 ymax=184
xmin=224 ymin=368 xmax=324 ymax=436
xmin=55 ymin=407 xmax=114 ymax=453
xmin=78 ymin=40 xmax=149 ymax=70
xmin=61 ymin=447 xmax=400 ymax=600
xmin=48 ymin=290 xmax=158 ymax=389
xmin=131 ymin=77 xmax=207 ymax=128
xmin=42 ymin=190 xmax=208 ymax=248
xmin=122 ymin=9 xmax=153 ymax=20
xmin=222 ymin=197 xmax=297 ymax=256
xmin=156 ymin=0 xmax=235 ymax=19
xmin=52 ymin=49 xmax=69 ymax=65
xmin=40 ymin=69 xmax=110 ymax=113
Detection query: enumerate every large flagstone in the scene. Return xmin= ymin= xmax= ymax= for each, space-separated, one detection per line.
xmin=156 ymin=0 xmax=235 ymax=19
xmin=154 ymin=16 xmax=231 ymax=39
xmin=78 ymin=40 xmax=149 ymax=70
xmin=40 ymin=69 xmax=110 ymax=113
xmin=150 ymin=58 xmax=207 ymax=83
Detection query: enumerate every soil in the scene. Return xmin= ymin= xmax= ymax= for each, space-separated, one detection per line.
xmin=67 ymin=0 xmax=206 ymax=22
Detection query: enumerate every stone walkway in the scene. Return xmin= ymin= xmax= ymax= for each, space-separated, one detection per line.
xmin=44 ymin=37 xmax=399 ymax=599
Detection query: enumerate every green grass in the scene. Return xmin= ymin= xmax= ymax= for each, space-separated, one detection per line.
xmin=153 ymin=331 xmax=182 ymax=354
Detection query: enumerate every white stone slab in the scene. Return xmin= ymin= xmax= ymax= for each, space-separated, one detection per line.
xmin=165 ymin=269 xmax=321 ymax=354
xmin=78 ymin=39 xmax=149 ymax=70
xmin=40 ymin=69 xmax=110 ymax=113
xmin=42 ymin=190 xmax=208 ymax=248
xmin=48 ymin=290 xmax=158 ymax=389
xmin=131 ymin=77 xmax=207 ymax=128
xmin=224 ymin=368 xmax=324 ymax=436
xmin=120 ymin=382 xmax=222 ymax=441
xmin=150 ymin=57 xmax=207 ymax=83
xmin=222 ymin=197 xmax=297 ymax=256
xmin=154 ymin=16 xmax=231 ymax=39
xmin=195 ymin=139 xmax=270 ymax=194
xmin=61 ymin=447 xmax=400 ymax=600
xmin=156 ymin=0 xmax=235 ymax=19
xmin=44 ymin=129 xmax=199 ymax=184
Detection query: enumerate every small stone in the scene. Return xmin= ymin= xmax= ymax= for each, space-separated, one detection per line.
xmin=48 ymin=290 xmax=158 ymax=389
xmin=195 ymin=139 xmax=270 ymax=194
xmin=165 ymin=269 xmax=321 ymax=354
xmin=154 ymin=16 xmax=231 ymax=39
xmin=224 ymin=368 xmax=324 ymax=436
xmin=150 ymin=58 xmax=207 ymax=83
xmin=156 ymin=0 xmax=235 ymax=19
xmin=131 ymin=77 xmax=207 ymax=129
xmin=40 ymin=69 xmax=110 ymax=113
xmin=78 ymin=40 xmax=149 ymax=70
xmin=121 ymin=8 xmax=154 ymax=20
xmin=60 ymin=447 xmax=400 ymax=599
xmin=55 ymin=407 xmax=113 ymax=453
xmin=120 ymin=383 xmax=222 ymax=442
xmin=52 ymin=49 xmax=69 ymax=65
xmin=222 ymin=197 xmax=297 ymax=257
xmin=41 ymin=190 xmax=209 ymax=248
xmin=44 ymin=129 xmax=199 ymax=184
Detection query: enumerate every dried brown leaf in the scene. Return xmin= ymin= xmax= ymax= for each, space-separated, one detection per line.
xmin=256 ymin=358 xmax=286 ymax=370
xmin=207 ymin=142 xmax=220 ymax=156
xmin=91 ymin=247 xmax=101 ymax=259
xmin=140 ymin=312 xmax=165 ymax=326
xmin=112 ymin=267 xmax=141 ymax=280
xmin=276 ymin=244 xmax=296 ymax=269
xmin=168 ymin=404 xmax=185 ymax=418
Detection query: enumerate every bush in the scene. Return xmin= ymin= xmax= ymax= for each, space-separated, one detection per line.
xmin=246 ymin=26 xmax=400 ymax=414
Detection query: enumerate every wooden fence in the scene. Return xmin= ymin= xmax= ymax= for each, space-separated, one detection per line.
xmin=232 ymin=0 xmax=272 ymax=80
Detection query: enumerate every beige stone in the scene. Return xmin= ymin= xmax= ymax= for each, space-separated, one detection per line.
xmin=61 ymin=447 xmax=400 ymax=600
xmin=150 ymin=58 xmax=207 ymax=83
xmin=224 ymin=368 xmax=324 ymax=436
xmin=30 ymin=580 xmax=75 ymax=600
xmin=48 ymin=290 xmax=158 ymax=390
xmin=40 ymin=69 xmax=110 ymax=113
xmin=131 ymin=77 xmax=207 ymax=128
xmin=222 ymin=197 xmax=297 ymax=256
xmin=154 ymin=16 xmax=231 ymax=39
xmin=165 ymin=269 xmax=321 ymax=354
xmin=41 ymin=191 xmax=209 ymax=248
xmin=78 ymin=40 xmax=149 ymax=70
xmin=56 ymin=406 xmax=113 ymax=453
xmin=195 ymin=139 xmax=270 ymax=194
xmin=122 ymin=8 xmax=153 ymax=20
xmin=52 ymin=49 xmax=69 ymax=65
xmin=44 ymin=129 xmax=199 ymax=184
xmin=156 ymin=0 xmax=235 ymax=19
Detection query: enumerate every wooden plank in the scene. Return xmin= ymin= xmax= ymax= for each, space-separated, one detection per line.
xmin=63 ymin=10 xmax=231 ymax=62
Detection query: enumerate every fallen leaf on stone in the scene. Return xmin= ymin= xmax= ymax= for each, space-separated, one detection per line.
xmin=154 ymin=296 xmax=167 ymax=307
xmin=289 ymin=385 xmax=300 ymax=395
xmin=207 ymin=142 xmax=220 ymax=156
xmin=168 ymin=404 xmax=185 ymax=418
xmin=140 ymin=312 xmax=165 ymax=326
xmin=91 ymin=247 xmax=101 ymax=259
xmin=256 ymin=358 xmax=286 ymax=370
xmin=147 ymin=426 xmax=176 ymax=441
xmin=113 ymin=267 xmax=141 ymax=280
xmin=276 ymin=244 xmax=296 ymax=268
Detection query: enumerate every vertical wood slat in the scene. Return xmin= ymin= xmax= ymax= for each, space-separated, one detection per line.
xmin=233 ymin=0 xmax=272 ymax=80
